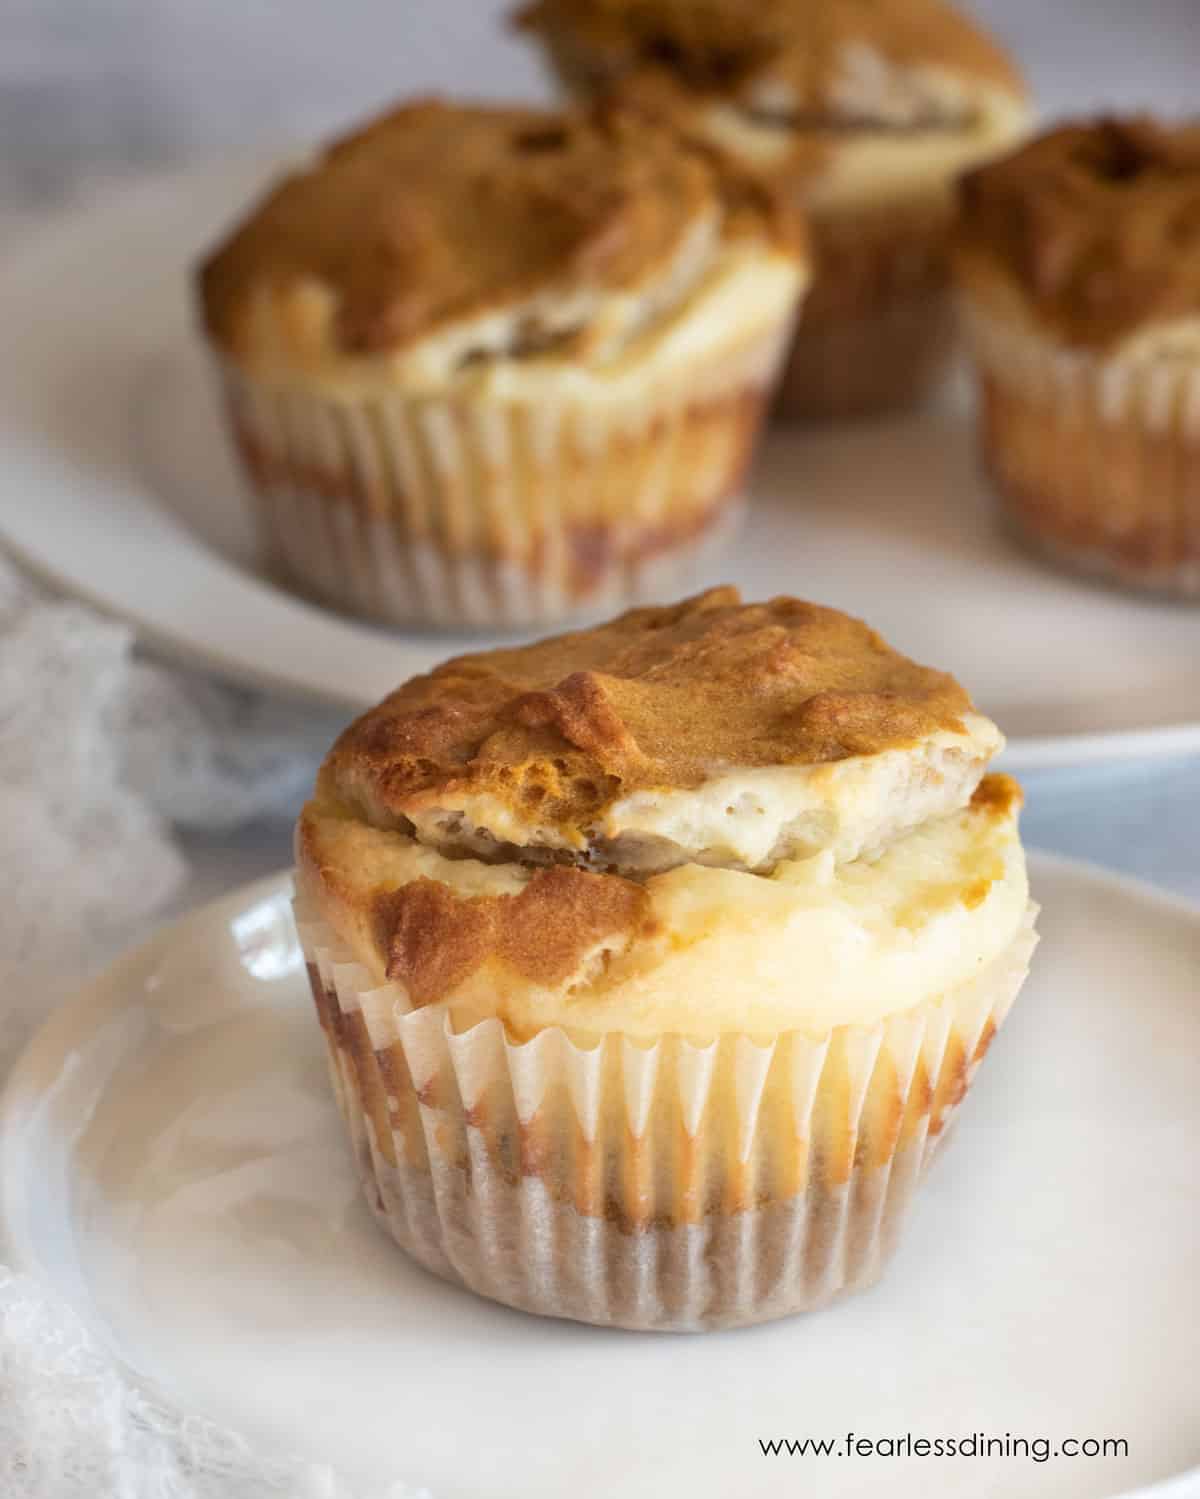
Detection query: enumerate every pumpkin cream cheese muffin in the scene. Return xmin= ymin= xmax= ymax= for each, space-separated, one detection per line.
xmin=515 ymin=0 xmax=1031 ymax=418
xmin=954 ymin=117 xmax=1200 ymax=599
xmin=295 ymin=587 xmax=1037 ymax=1330
xmin=198 ymin=98 xmax=807 ymax=628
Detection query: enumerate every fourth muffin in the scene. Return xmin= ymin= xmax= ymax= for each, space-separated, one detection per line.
xmin=954 ymin=117 xmax=1200 ymax=600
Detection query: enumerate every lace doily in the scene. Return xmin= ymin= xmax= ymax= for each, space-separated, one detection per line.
xmin=0 ymin=1271 xmax=430 ymax=1499
xmin=0 ymin=551 xmax=332 ymax=1056
xmin=0 ymin=552 xmax=429 ymax=1497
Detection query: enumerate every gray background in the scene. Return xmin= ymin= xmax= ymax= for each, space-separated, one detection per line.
xmin=2 ymin=0 xmax=1198 ymax=204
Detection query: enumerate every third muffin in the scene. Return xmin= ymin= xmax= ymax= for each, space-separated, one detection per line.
xmin=198 ymin=99 xmax=807 ymax=628
xmin=954 ymin=118 xmax=1200 ymax=600
xmin=514 ymin=0 xmax=1031 ymax=419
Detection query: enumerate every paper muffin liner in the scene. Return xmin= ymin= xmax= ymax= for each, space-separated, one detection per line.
xmin=775 ymin=195 xmax=958 ymax=421
xmin=960 ymin=297 xmax=1200 ymax=599
xmin=213 ymin=319 xmax=791 ymax=631
xmin=295 ymin=895 xmax=1038 ymax=1332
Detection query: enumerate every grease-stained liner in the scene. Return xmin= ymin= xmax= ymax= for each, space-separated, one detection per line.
xmin=962 ymin=298 xmax=1200 ymax=600
xmin=776 ymin=195 xmax=958 ymax=421
xmin=296 ymin=897 xmax=1037 ymax=1331
xmin=214 ymin=317 xmax=791 ymax=631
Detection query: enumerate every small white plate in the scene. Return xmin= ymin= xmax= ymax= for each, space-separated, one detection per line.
xmin=1 ymin=161 xmax=1199 ymax=769
xmin=2 ymin=857 xmax=1198 ymax=1499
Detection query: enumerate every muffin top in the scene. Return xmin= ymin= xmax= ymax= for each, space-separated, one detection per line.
xmin=298 ymin=589 xmax=1023 ymax=1038
xmin=198 ymin=97 xmax=802 ymax=380
xmin=517 ymin=0 xmax=1023 ymax=105
xmin=312 ymin=586 xmax=1002 ymax=875
xmin=955 ymin=117 xmax=1200 ymax=349
xmin=517 ymin=0 xmax=1028 ymax=201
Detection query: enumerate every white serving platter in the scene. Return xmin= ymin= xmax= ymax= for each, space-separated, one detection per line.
xmin=1 ymin=161 xmax=1198 ymax=769
xmin=2 ymin=857 xmax=1198 ymax=1499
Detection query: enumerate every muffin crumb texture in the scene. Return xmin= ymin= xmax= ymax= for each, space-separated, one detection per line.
xmin=322 ymin=586 xmax=977 ymax=833
xmin=313 ymin=586 xmax=1003 ymax=874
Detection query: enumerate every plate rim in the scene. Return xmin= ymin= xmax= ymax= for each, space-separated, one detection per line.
xmin=11 ymin=523 xmax=1200 ymax=771
xmin=1 ymin=853 xmax=1198 ymax=1499
xmin=3 ymin=161 xmax=1200 ymax=768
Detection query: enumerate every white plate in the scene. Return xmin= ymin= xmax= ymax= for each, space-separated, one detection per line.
xmin=2 ymin=857 xmax=1198 ymax=1499
xmin=1 ymin=161 xmax=1199 ymax=769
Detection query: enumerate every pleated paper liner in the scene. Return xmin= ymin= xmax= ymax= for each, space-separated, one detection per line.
xmin=296 ymin=896 xmax=1038 ymax=1332
xmin=775 ymin=194 xmax=958 ymax=421
xmin=962 ymin=297 xmax=1200 ymax=600
xmin=213 ymin=317 xmax=791 ymax=631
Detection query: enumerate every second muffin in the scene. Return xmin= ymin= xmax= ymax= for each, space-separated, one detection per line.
xmin=296 ymin=587 xmax=1037 ymax=1331
xmin=198 ymin=100 xmax=808 ymax=628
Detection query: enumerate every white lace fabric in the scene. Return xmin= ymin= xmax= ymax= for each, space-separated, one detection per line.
xmin=0 ymin=1269 xmax=430 ymax=1499
xmin=0 ymin=552 xmax=429 ymax=1498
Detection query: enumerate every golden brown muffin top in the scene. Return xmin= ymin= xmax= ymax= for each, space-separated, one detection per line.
xmin=955 ymin=117 xmax=1200 ymax=348
xmin=515 ymin=0 xmax=1024 ymax=115
xmin=199 ymin=96 xmax=798 ymax=362
xmin=316 ymin=586 xmax=973 ymax=843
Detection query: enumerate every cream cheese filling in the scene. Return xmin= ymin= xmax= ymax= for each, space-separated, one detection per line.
xmin=303 ymin=787 xmax=1029 ymax=1040
xmin=577 ymin=795 xmax=1030 ymax=1038
xmin=958 ymin=252 xmax=1200 ymax=367
xmin=698 ymin=78 xmax=1031 ymax=212
xmin=224 ymin=218 xmax=806 ymax=398
xmin=405 ymin=713 xmax=1003 ymax=874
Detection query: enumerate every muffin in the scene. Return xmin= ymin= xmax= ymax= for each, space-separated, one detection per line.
xmin=295 ymin=586 xmax=1037 ymax=1331
xmin=954 ymin=118 xmax=1200 ymax=600
xmin=513 ymin=0 xmax=1031 ymax=419
xmin=198 ymin=99 xmax=807 ymax=629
